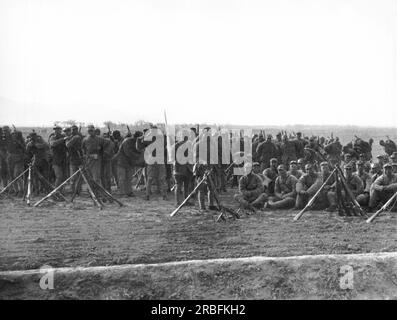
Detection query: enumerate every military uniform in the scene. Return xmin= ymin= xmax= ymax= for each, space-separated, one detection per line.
xmin=234 ymin=171 xmax=267 ymax=209
xmin=82 ymin=131 xmax=105 ymax=185
xmin=171 ymin=139 xmax=194 ymax=206
xmin=0 ymin=128 xmax=9 ymax=188
xmin=7 ymin=131 xmax=26 ymax=195
xmin=49 ymin=128 xmax=68 ymax=188
xmin=115 ymin=135 xmax=143 ymax=196
xmin=295 ymin=167 xmax=322 ymax=209
xmin=65 ymin=131 xmax=83 ymax=193
xmin=256 ymin=138 xmax=278 ymax=171
xmin=26 ymin=133 xmax=50 ymax=193
xmin=267 ymin=171 xmax=298 ymax=209
xmin=102 ymin=136 xmax=115 ymax=192
xmin=369 ymin=164 xmax=397 ymax=210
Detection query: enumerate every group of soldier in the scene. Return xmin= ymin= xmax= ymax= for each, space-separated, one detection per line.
xmin=1 ymin=124 xmax=397 ymax=214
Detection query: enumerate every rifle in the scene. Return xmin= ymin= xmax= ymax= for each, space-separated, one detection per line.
xmin=12 ymin=124 xmax=17 ymax=132
xmin=366 ymin=190 xmax=397 ymax=223
xmin=126 ymin=125 xmax=132 ymax=137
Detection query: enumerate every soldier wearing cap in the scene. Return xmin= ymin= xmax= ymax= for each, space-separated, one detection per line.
xmin=376 ymin=155 xmax=387 ymax=168
xmin=280 ymin=135 xmax=297 ymax=169
xmin=111 ymin=130 xmax=123 ymax=188
xmin=0 ymin=127 xmax=9 ymax=188
xmin=113 ymin=131 xmax=144 ymax=197
xmin=297 ymin=158 xmax=306 ymax=173
xmin=262 ymin=158 xmax=279 ymax=195
xmin=265 ymin=164 xmax=298 ymax=209
xmin=136 ymin=127 xmax=168 ymax=201
xmin=26 ymin=131 xmax=50 ymax=194
xmin=370 ymin=163 xmax=383 ymax=184
xmin=288 ymin=160 xmax=303 ymax=179
xmin=368 ymin=163 xmax=397 ymax=212
xmin=315 ymin=161 xmax=338 ymax=212
xmin=6 ymin=127 xmax=26 ymax=195
xmin=256 ymin=135 xmax=278 ymax=172
xmin=234 ymin=162 xmax=268 ymax=210
xmin=101 ymin=132 xmax=115 ymax=192
xmin=295 ymin=163 xmax=323 ymax=210
xmin=328 ymin=163 xmax=365 ymax=210
xmin=170 ymin=130 xmax=194 ymax=206
xmin=82 ymin=125 xmax=105 ymax=186
xmin=356 ymin=160 xmax=372 ymax=192
xmin=65 ymin=125 xmax=83 ymax=194
xmin=358 ymin=154 xmax=371 ymax=173
xmin=49 ymin=125 xmax=68 ymax=189
xmin=252 ymin=161 xmax=265 ymax=182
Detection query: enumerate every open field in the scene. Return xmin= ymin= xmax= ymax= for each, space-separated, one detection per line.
xmin=0 ymin=188 xmax=396 ymax=272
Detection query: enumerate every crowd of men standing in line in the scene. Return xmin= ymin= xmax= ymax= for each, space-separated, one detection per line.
xmin=1 ymin=124 xmax=397 ymax=213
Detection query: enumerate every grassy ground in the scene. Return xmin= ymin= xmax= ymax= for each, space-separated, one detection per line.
xmin=0 ymin=188 xmax=396 ymax=272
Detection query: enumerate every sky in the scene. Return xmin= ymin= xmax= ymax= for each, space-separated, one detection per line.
xmin=0 ymin=0 xmax=396 ymax=127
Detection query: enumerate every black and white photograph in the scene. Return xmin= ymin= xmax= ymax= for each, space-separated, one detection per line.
xmin=0 ymin=0 xmax=396 ymax=306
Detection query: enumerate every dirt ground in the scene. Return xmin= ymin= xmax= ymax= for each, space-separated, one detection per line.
xmin=1 ymin=188 xmax=396 ymax=273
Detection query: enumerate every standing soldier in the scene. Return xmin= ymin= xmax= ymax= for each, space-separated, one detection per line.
xmin=137 ymin=126 xmax=168 ymax=201
xmin=171 ymin=133 xmax=194 ymax=206
xmin=102 ymin=132 xmax=115 ymax=192
xmin=256 ymin=135 xmax=278 ymax=171
xmin=49 ymin=126 xmax=68 ymax=189
xmin=26 ymin=131 xmax=50 ymax=194
xmin=65 ymin=125 xmax=83 ymax=194
xmin=280 ymin=134 xmax=297 ymax=168
xmin=82 ymin=125 xmax=105 ymax=186
xmin=293 ymin=132 xmax=307 ymax=159
xmin=111 ymin=130 xmax=123 ymax=188
xmin=113 ymin=131 xmax=143 ymax=197
xmin=7 ymin=127 xmax=26 ymax=196
xmin=0 ymin=127 xmax=9 ymax=188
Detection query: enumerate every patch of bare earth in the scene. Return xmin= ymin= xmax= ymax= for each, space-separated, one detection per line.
xmin=0 ymin=189 xmax=396 ymax=272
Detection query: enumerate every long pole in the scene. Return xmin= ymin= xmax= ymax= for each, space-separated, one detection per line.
xmin=366 ymin=190 xmax=397 ymax=223
xmin=0 ymin=168 xmax=29 ymax=196
xmin=33 ymin=169 xmax=80 ymax=207
xmin=170 ymin=170 xmax=212 ymax=217
xmin=293 ymin=168 xmax=337 ymax=221
xmin=26 ymin=164 xmax=32 ymax=205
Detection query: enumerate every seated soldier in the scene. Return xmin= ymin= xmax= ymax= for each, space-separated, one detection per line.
xmin=262 ymin=158 xmax=279 ymax=195
xmin=317 ymin=161 xmax=337 ymax=212
xmin=288 ymin=160 xmax=303 ymax=179
xmin=265 ymin=164 xmax=298 ymax=209
xmin=370 ymin=162 xmax=383 ymax=183
xmin=234 ymin=162 xmax=268 ymax=210
xmin=252 ymin=161 xmax=264 ymax=178
xmin=295 ymin=163 xmax=323 ymax=210
xmin=368 ymin=163 xmax=397 ymax=212
xmin=327 ymin=163 xmax=365 ymax=210
xmin=356 ymin=160 xmax=372 ymax=206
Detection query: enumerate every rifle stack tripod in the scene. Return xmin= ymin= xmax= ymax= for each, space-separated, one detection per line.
xmin=294 ymin=164 xmax=365 ymax=221
xmin=0 ymin=156 xmax=67 ymax=205
xmin=0 ymin=157 xmax=123 ymax=209
xmin=34 ymin=158 xmax=123 ymax=209
xmin=170 ymin=167 xmax=240 ymax=222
